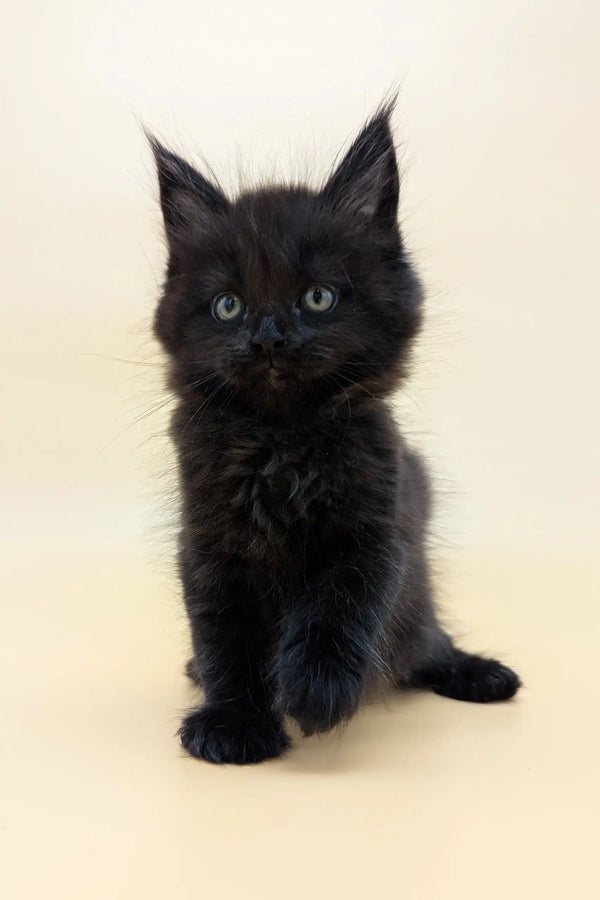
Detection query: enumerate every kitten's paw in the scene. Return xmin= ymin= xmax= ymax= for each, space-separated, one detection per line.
xmin=279 ymin=635 xmax=363 ymax=735
xmin=415 ymin=651 xmax=521 ymax=703
xmin=179 ymin=705 xmax=290 ymax=765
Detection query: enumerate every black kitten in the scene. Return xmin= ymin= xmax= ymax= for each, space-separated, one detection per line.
xmin=150 ymin=100 xmax=520 ymax=765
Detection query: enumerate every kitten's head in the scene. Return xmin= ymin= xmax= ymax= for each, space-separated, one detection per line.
xmin=151 ymin=101 xmax=422 ymax=415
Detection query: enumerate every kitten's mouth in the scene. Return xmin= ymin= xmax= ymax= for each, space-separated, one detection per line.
xmin=239 ymin=351 xmax=313 ymax=391
xmin=254 ymin=356 xmax=299 ymax=389
xmin=261 ymin=363 xmax=287 ymax=385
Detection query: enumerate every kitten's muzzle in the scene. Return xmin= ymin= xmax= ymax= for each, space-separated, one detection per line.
xmin=251 ymin=315 xmax=288 ymax=355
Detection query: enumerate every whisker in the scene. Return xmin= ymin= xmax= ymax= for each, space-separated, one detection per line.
xmin=81 ymin=353 xmax=164 ymax=368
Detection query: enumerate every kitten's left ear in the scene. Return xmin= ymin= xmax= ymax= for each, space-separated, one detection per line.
xmin=321 ymin=99 xmax=399 ymax=228
xmin=147 ymin=132 xmax=229 ymax=248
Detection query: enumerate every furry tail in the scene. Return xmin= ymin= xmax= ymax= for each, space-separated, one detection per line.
xmin=411 ymin=641 xmax=521 ymax=703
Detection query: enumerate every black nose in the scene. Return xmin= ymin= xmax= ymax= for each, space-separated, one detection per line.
xmin=253 ymin=336 xmax=287 ymax=353
xmin=251 ymin=315 xmax=287 ymax=354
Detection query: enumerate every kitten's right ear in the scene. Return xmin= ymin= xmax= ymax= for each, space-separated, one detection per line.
xmin=147 ymin=133 xmax=229 ymax=248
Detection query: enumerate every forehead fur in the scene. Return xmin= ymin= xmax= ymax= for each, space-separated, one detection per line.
xmin=189 ymin=187 xmax=360 ymax=311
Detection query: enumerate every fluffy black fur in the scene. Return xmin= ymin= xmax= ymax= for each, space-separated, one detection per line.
xmin=150 ymin=100 xmax=520 ymax=765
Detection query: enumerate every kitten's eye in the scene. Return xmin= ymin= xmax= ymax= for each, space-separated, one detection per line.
xmin=300 ymin=285 xmax=337 ymax=314
xmin=212 ymin=293 xmax=245 ymax=323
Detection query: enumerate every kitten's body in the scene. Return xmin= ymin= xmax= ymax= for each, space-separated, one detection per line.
xmin=151 ymin=102 xmax=520 ymax=764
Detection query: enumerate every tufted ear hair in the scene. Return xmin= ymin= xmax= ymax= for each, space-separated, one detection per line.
xmin=321 ymin=98 xmax=400 ymax=229
xmin=147 ymin=133 xmax=229 ymax=250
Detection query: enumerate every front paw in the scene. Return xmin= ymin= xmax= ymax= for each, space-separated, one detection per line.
xmin=278 ymin=634 xmax=364 ymax=735
xmin=179 ymin=705 xmax=290 ymax=765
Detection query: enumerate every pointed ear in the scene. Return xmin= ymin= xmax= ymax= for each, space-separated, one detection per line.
xmin=321 ymin=100 xmax=400 ymax=228
xmin=147 ymin=133 xmax=229 ymax=248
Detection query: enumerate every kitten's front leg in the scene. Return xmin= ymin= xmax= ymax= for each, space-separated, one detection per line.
xmin=278 ymin=540 xmax=399 ymax=735
xmin=180 ymin=563 xmax=289 ymax=765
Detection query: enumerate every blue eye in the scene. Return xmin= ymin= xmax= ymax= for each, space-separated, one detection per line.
xmin=300 ymin=285 xmax=337 ymax=314
xmin=212 ymin=293 xmax=245 ymax=323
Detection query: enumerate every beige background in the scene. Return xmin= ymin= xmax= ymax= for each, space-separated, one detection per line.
xmin=1 ymin=0 xmax=599 ymax=897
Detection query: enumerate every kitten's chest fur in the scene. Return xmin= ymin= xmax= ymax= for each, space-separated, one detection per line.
xmin=173 ymin=398 xmax=396 ymax=576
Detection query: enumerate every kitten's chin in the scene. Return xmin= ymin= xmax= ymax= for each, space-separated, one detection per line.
xmin=245 ymin=359 xmax=304 ymax=389
xmin=259 ymin=364 xmax=295 ymax=388
xmin=236 ymin=365 xmax=311 ymax=413
xmin=229 ymin=358 xmax=336 ymax=413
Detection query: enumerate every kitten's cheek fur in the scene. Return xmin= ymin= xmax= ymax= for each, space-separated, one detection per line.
xmin=278 ymin=636 xmax=364 ymax=736
xmin=179 ymin=705 xmax=290 ymax=765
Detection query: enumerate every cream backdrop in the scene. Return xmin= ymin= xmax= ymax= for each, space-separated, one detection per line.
xmin=1 ymin=1 xmax=599 ymax=898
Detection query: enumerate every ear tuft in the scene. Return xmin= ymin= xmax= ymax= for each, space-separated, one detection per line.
xmin=321 ymin=97 xmax=400 ymax=227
